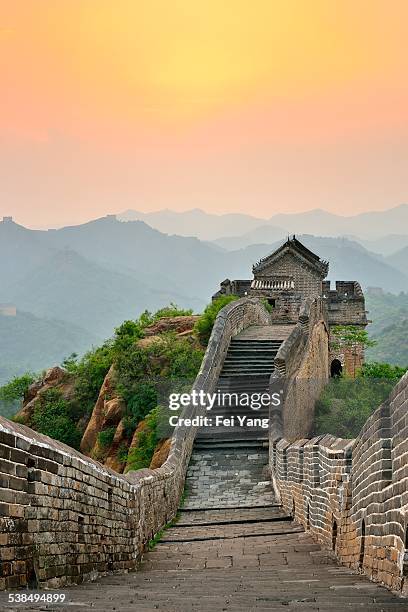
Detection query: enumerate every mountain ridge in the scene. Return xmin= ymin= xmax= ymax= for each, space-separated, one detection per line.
xmin=118 ymin=204 xmax=408 ymax=241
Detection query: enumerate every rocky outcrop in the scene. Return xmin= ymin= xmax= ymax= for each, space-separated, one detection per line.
xmin=150 ymin=438 xmax=171 ymax=469
xmin=144 ymin=315 xmax=199 ymax=337
xmin=15 ymin=366 xmax=75 ymax=424
xmin=104 ymin=418 xmax=128 ymax=473
xmin=80 ymin=366 xmax=124 ymax=455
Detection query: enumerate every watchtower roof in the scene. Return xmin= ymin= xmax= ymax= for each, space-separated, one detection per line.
xmin=253 ymin=236 xmax=329 ymax=277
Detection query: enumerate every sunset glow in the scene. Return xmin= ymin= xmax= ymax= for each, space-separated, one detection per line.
xmin=1 ymin=1 xmax=408 ymax=226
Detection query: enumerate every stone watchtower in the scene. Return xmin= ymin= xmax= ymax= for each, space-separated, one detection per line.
xmin=213 ymin=236 xmax=368 ymax=377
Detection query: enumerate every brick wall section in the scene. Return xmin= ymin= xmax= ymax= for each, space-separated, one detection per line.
xmin=271 ymin=371 xmax=408 ymax=594
xmin=0 ymin=297 xmax=271 ymax=590
xmin=324 ymin=281 xmax=368 ymax=376
xmin=270 ymin=298 xmax=329 ymax=439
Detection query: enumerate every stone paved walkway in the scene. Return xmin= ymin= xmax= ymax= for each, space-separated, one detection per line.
xmin=22 ymin=438 xmax=404 ymax=612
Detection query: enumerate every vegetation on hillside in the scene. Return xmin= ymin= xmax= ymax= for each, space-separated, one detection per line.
xmin=365 ymin=291 xmax=408 ymax=366
xmin=0 ymin=303 xmax=207 ymax=467
xmin=30 ymin=388 xmax=82 ymax=449
xmin=315 ymin=361 xmax=407 ymax=439
xmin=194 ymin=295 xmax=239 ymax=344
xmin=0 ymin=372 xmax=37 ymax=419
xmin=125 ymin=408 xmax=160 ymax=471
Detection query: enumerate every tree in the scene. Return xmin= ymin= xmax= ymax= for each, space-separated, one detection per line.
xmin=331 ymin=325 xmax=376 ymax=377
xmin=194 ymin=295 xmax=239 ymax=344
xmin=0 ymin=372 xmax=37 ymax=403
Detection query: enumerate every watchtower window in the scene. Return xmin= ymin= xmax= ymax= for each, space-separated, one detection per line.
xmin=268 ymin=298 xmax=276 ymax=308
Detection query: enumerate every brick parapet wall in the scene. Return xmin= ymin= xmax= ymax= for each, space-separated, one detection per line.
xmin=270 ymin=298 xmax=329 ymax=439
xmin=271 ymin=371 xmax=408 ymax=594
xmin=0 ymin=297 xmax=271 ymax=590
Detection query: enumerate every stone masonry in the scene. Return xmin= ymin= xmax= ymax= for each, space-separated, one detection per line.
xmin=271 ymin=371 xmax=408 ymax=595
xmin=36 ymin=426 xmax=405 ymax=610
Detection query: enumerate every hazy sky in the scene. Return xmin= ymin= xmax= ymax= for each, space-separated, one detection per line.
xmin=1 ymin=1 xmax=408 ymax=228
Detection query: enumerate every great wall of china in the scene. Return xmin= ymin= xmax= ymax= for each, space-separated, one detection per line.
xmin=1 ymin=238 xmax=407 ymax=610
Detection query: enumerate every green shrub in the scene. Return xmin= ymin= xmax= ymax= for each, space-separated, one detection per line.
xmin=112 ymin=320 xmax=145 ymax=353
xmin=358 ymin=362 xmax=407 ymax=380
xmin=150 ymin=303 xmax=193 ymax=320
xmin=194 ymin=295 xmax=239 ymax=344
xmin=97 ymin=427 xmax=116 ymax=448
xmin=133 ymin=303 xmax=193 ymax=331
xmin=59 ymin=305 xmax=198 ymax=427
xmin=115 ymin=335 xmax=203 ymax=440
xmin=62 ymin=343 xmax=114 ymax=421
xmin=31 ymin=388 xmax=81 ymax=449
xmin=121 ymin=382 xmax=158 ymax=430
xmin=117 ymin=442 xmax=128 ymax=464
xmin=261 ymin=298 xmax=274 ymax=313
xmin=315 ymin=362 xmax=407 ymax=438
xmin=0 ymin=372 xmax=37 ymax=402
xmin=125 ymin=408 xmax=160 ymax=471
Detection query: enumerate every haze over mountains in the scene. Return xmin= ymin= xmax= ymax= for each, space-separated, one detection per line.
xmin=119 ymin=204 xmax=408 ymax=244
xmin=1 ymin=204 xmax=408 ymax=383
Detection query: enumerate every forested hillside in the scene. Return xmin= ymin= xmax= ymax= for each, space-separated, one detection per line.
xmin=0 ymin=311 xmax=98 ymax=385
xmin=366 ymin=291 xmax=408 ymax=366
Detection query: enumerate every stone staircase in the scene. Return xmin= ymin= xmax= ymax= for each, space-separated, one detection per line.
xmin=198 ymin=324 xmax=294 ymax=440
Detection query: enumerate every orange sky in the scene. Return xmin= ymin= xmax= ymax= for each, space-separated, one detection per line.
xmin=1 ymin=0 xmax=408 ymax=227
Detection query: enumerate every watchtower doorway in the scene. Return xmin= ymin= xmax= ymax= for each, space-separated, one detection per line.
xmin=331 ymin=359 xmax=342 ymax=378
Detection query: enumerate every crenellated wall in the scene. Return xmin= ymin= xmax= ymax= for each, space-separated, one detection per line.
xmin=0 ymin=297 xmax=271 ymax=590
xmin=270 ymin=371 xmax=408 ymax=594
xmin=270 ymin=297 xmax=329 ymax=440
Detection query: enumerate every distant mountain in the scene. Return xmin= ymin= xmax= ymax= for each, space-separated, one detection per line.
xmin=42 ymin=215 xmax=223 ymax=298
xmin=4 ymin=248 xmax=204 ymax=337
xmin=353 ymin=235 xmax=408 ymax=257
xmin=118 ymin=208 xmax=266 ymax=240
xmin=213 ymin=226 xmax=287 ymax=250
xmin=0 ymin=217 xmax=57 ymax=287
xmin=0 ymin=310 xmax=99 ymax=385
xmin=119 ymin=204 xmax=408 ymax=241
xmin=2 ymin=218 xmax=407 ymax=322
xmin=386 ymin=246 xmax=408 ymax=276
xmin=269 ymin=204 xmax=408 ymax=240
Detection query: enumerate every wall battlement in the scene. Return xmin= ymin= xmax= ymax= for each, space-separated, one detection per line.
xmin=270 ymin=371 xmax=408 ymax=594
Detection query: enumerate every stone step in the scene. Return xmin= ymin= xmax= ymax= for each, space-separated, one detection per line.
xmin=194 ymin=439 xmax=268 ymax=450
xmin=227 ymin=347 xmax=278 ymax=352
xmin=161 ymin=521 xmax=304 ymax=542
xmin=226 ymin=350 xmax=275 ymax=361
xmin=223 ymin=360 xmax=276 ymax=366
xmin=177 ymin=506 xmax=285 ymax=525
xmin=221 ymin=364 xmax=275 ymax=370
xmin=230 ymin=339 xmax=283 ymax=345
